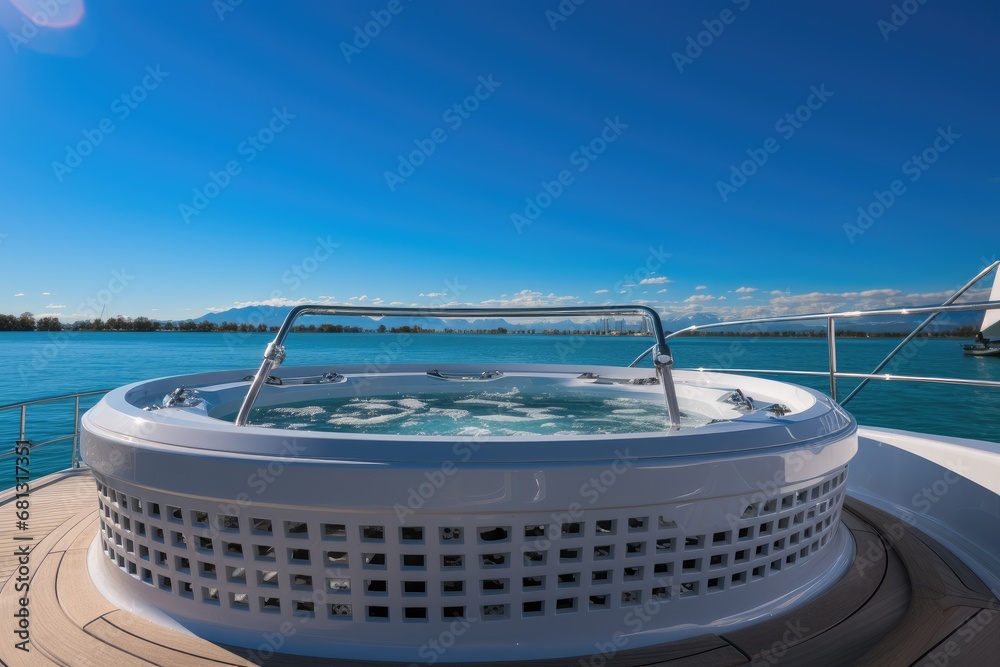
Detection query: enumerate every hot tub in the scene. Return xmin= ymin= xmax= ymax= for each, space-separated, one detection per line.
xmin=81 ymin=306 xmax=857 ymax=662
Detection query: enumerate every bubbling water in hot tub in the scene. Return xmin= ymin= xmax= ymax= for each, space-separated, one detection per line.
xmin=240 ymin=389 xmax=713 ymax=436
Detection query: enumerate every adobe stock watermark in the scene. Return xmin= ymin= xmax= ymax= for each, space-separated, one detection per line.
xmin=750 ymin=620 xmax=810 ymax=666
xmin=179 ymin=106 xmax=296 ymax=223
xmin=922 ymin=602 xmax=999 ymax=667
xmin=852 ymin=459 xmax=970 ymax=580
xmin=351 ymin=278 xmax=469 ymax=397
xmin=384 ymin=75 xmax=501 ymax=192
xmin=7 ymin=0 xmax=78 ymax=53
xmin=716 ymin=84 xmax=833 ymax=202
xmin=213 ymin=0 xmax=244 ymax=22
xmin=843 ymin=126 xmax=959 ymax=243
xmin=545 ymin=0 xmax=586 ymax=31
xmin=393 ymin=432 xmax=489 ymax=524
xmin=553 ymin=245 xmax=672 ymax=364
xmin=672 ymin=0 xmax=751 ymax=73
xmin=202 ymin=438 xmax=308 ymax=542
xmin=219 ymin=235 xmax=339 ymax=352
xmin=521 ymin=450 xmax=635 ymax=554
xmin=340 ymin=0 xmax=413 ymax=63
xmin=511 ymin=116 xmax=628 ymax=232
xmin=51 ymin=65 xmax=169 ymax=182
xmin=414 ymin=613 xmax=482 ymax=665
xmin=877 ymin=0 xmax=930 ymax=41
xmin=614 ymin=245 xmax=672 ymax=300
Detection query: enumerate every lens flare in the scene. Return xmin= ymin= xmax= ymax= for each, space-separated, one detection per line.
xmin=8 ymin=0 xmax=84 ymax=28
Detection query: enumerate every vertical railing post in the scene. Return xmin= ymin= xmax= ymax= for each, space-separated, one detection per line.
xmin=827 ymin=317 xmax=838 ymax=401
xmin=72 ymin=395 xmax=81 ymax=468
xmin=19 ymin=404 xmax=26 ymax=442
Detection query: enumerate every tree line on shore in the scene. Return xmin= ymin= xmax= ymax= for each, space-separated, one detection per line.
xmin=0 ymin=312 xmax=982 ymax=338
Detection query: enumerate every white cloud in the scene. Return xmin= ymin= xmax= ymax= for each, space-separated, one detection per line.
xmin=770 ymin=290 xmax=787 ymax=295
xmin=14 ymin=293 xmax=24 ymax=297
xmin=718 ymin=296 xmax=727 ymax=300
xmin=204 ymin=306 xmax=225 ymax=312
xmin=766 ymin=289 xmax=902 ymax=312
xmin=390 ymin=301 xmax=405 ymax=306
xmin=684 ymin=294 xmax=715 ymax=303
xmin=478 ymin=289 xmax=579 ymax=308
xmin=232 ymin=297 xmax=309 ymax=309
xmin=739 ymin=296 xmax=753 ymax=300
xmin=695 ymin=285 xmax=707 ymax=290
xmin=656 ymin=288 xmax=667 ymax=294
xmin=45 ymin=303 xmax=66 ymax=308
xmin=857 ymin=288 xmax=900 ymax=298
xmin=639 ymin=276 xmax=670 ymax=285
xmin=735 ymin=286 xmax=757 ymax=293
xmin=594 ymin=289 xmax=609 ymax=294
xmin=42 ymin=291 xmax=50 ymax=295
xmin=419 ymin=292 xmax=446 ymax=298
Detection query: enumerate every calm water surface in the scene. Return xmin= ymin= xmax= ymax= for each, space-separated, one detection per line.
xmin=2 ymin=331 xmax=998 ymax=487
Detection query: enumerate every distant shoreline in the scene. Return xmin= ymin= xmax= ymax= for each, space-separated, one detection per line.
xmin=0 ymin=328 xmax=978 ymax=339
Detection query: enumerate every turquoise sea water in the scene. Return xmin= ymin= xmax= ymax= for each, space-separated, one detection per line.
xmin=2 ymin=331 xmax=998 ymax=487
xmin=245 ymin=392 xmax=711 ymax=436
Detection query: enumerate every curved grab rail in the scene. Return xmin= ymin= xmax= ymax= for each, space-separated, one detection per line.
xmin=234 ymin=305 xmax=682 ymax=429
xmin=0 ymin=389 xmax=111 ymax=468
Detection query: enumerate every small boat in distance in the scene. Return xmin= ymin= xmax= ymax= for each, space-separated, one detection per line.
xmin=963 ymin=268 xmax=1000 ymax=356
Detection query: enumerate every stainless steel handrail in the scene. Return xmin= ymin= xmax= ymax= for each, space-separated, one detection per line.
xmin=662 ymin=277 xmax=1000 ymax=404
xmin=234 ymin=305 xmax=682 ymax=429
xmin=840 ymin=260 xmax=999 ymax=404
xmin=664 ymin=299 xmax=1000 ymax=335
xmin=679 ymin=368 xmax=1000 ymax=389
xmin=0 ymin=389 xmax=111 ymax=467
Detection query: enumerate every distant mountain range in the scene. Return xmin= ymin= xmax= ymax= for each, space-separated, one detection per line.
xmin=188 ymin=305 xmax=982 ymax=334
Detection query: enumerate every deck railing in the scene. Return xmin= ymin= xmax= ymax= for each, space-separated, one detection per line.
xmin=235 ymin=304 xmax=683 ymax=428
xmin=0 ymin=390 xmax=111 ymax=467
xmin=648 ymin=261 xmax=1000 ymax=404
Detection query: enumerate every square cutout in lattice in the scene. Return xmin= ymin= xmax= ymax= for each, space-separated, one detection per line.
xmin=555 ymin=598 xmax=577 ymax=613
xmin=361 ymin=525 xmax=385 ymax=541
xmin=522 ymin=600 xmax=544 ymax=617
xmin=285 ymin=521 xmax=309 ymax=538
xmin=442 ymin=580 xmax=464 ymax=594
xmin=627 ymin=517 xmax=648 ymax=532
xmin=401 ymin=526 xmax=425 ymax=542
xmin=481 ymin=578 xmax=508 ymax=594
xmin=523 ymin=550 xmax=546 ymax=566
xmin=479 ymin=526 xmax=510 ymax=543
xmin=323 ymin=523 xmax=347 ymax=539
xmin=330 ymin=603 xmax=353 ymax=619
xmin=439 ymin=527 xmax=463 ymax=543
xmin=442 ymin=606 xmax=464 ymax=619
xmin=482 ymin=603 xmax=508 ymax=620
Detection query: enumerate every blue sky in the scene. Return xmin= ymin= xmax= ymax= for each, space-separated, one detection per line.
xmin=1 ymin=0 xmax=998 ymax=322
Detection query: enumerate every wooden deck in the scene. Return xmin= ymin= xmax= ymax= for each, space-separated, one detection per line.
xmin=0 ymin=471 xmax=997 ymax=666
